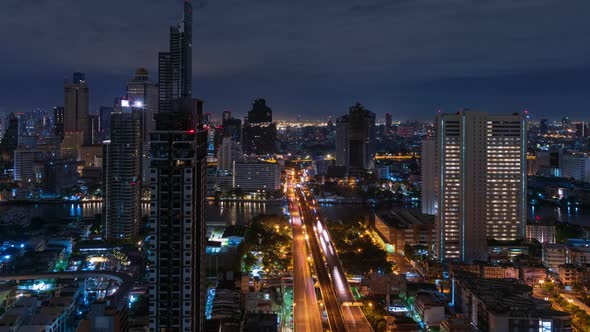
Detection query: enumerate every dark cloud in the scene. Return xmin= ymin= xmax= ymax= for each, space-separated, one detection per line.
xmin=0 ymin=0 xmax=589 ymax=120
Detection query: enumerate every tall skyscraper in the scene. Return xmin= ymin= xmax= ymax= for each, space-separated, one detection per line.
xmin=432 ymin=111 xmax=527 ymax=263
xmin=158 ymin=1 xmax=192 ymax=113
xmin=335 ymin=103 xmax=376 ymax=174
xmin=53 ymin=106 xmax=64 ymax=139
xmin=149 ymin=1 xmax=208 ymax=330
xmin=242 ymin=99 xmax=276 ymax=155
xmin=127 ymin=68 xmax=159 ymax=137
xmin=64 ymin=72 xmax=90 ymax=144
xmin=247 ymin=98 xmax=272 ymax=123
xmin=149 ymin=100 xmax=207 ymax=332
xmin=102 ymin=109 xmax=142 ymax=240
xmin=421 ymin=137 xmax=437 ymax=215
xmin=335 ymin=115 xmax=349 ymax=168
xmin=158 ymin=53 xmax=173 ymax=114
xmin=127 ymin=68 xmax=159 ymax=184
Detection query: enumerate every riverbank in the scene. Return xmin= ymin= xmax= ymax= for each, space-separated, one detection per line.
xmin=207 ymin=197 xmax=285 ymax=203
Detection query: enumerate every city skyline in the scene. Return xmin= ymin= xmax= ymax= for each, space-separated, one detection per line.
xmin=1 ymin=0 xmax=590 ymax=120
xmin=1 ymin=1 xmax=590 ymax=331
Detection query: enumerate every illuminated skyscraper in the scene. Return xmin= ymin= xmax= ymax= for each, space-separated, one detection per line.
xmin=102 ymin=109 xmax=142 ymax=240
xmin=433 ymin=111 xmax=527 ymax=263
xmin=64 ymin=72 xmax=90 ymax=144
xmin=149 ymin=1 xmax=208 ymax=331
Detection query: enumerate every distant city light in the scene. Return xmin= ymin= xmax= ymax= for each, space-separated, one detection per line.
xmin=121 ymin=99 xmax=130 ymax=107
xmin=133 ymin=101 xmax=144 ymax=108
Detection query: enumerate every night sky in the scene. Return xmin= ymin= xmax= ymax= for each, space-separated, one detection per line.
xmin=1 ymin=0 xmax=589 ymax=121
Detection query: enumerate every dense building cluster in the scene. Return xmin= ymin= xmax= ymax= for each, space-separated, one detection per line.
xmin=1 ymin=1 xmax=590 ymax=332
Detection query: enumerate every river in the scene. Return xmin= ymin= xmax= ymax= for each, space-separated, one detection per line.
xmin=0 ymin=201 xmax=589 ymax=227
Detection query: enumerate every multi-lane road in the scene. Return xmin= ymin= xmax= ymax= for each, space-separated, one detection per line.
xmin=287 ymin=177 xmax=323 ymax=332
xmin=299 ymin=189 xmax=373 ymax=332
xmin=286 ymin=170 xmax=373 ymax=332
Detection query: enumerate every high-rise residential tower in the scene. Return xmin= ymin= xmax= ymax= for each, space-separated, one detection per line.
xmin=149 ymin=1 xmax=208 ymax=330
xmin=148 ymin=99 xmax=207 ymax=332
xmin=432 ymin=110 xmax=527 ymax=263
xmin=64 ymin=72 xmax=90 ymax=144
xmin=158 ymin=1 xmax=192 ymax=113
xmin=102 ymin=109 xmax=142 ymax=240
xmin=335 ymin=103 xmax=376 ymax=174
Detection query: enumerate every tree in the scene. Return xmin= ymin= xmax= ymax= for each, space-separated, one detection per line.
xmin=573 ymin=282 xmax=584 ymax=294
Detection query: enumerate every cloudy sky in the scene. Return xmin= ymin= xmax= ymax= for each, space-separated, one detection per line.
xmin=1 ymin=0 xmax=589 ymax=120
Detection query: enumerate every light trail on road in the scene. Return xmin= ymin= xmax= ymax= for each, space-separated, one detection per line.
xmin=296 ymin=185 xmax=374 ymax=332
xmin=286 ymin=175 xmax=323 ymax=332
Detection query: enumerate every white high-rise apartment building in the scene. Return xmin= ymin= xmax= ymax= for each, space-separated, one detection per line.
xmin=233 ymin=161 xmax=280 ymax=192
xmin=560 ymin=153 xmax=590 ymax=182
xmin=434 ymin=111 xmax=527 ymax=263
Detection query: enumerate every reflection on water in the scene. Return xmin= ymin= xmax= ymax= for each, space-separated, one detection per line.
xmin=3 ymin=201 xmax=588 ymax=227
xmin=0 ymin=202 xmax=151 ymax=220
xmin=529 ymin=205 xmax=590 ymax=225
xmin=0 ymin=201 xmax=283 ymax=226
xmin=206 ymin=201 xmax=284 ymax=225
